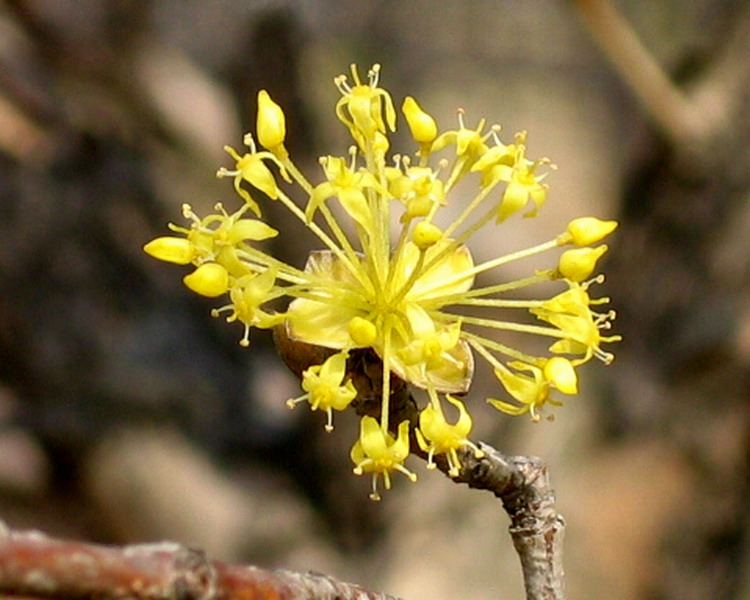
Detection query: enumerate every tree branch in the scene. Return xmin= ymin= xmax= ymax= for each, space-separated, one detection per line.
xmin=569 ymin=0 xmax=710 ymax=147
xmin=450 ymin=443 xmax=565 ymax=600
xmin=0 ymin=520 xmax=401 ymax=600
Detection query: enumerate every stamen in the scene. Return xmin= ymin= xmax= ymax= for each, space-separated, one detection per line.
xmin=240 ymin=324 xmax=251 ymax=347
xmin=457 ymin=108 xmax=466 ymax=129
xmin=182 ymin=203 xmax=199 ymax=222
xmin=334 ymin=74 xmax=350 ymax=95
xmin=370 ymin=475 xmax=381 ymax=501
xmin=242 ymin=133 xmax=258 ymax=153
xmin=368 ymin=63 xmax=381 ymax=87
xmin=210 ymin=305 xmax=232 ymax=318
xmin=216 ymin=167 xmax=235 ymax=178
xmin=489 ymin=124 xmax=503 ymax=143
xmin=286 ymin=394 xmax=307 ymax=409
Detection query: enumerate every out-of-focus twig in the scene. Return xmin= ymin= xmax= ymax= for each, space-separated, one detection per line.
xmin=0 ymin=521 xmax=401 ymax=600
xmin=570 ymin=0 xmax=711 ymax=147
xmin=0 ymin=91 xmax=48 ymax=161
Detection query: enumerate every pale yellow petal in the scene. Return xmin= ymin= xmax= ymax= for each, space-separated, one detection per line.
xmin=390 ymin=337 xmax=474 ymax=394
xmin=287 ymin=297 xmax=362 ymax=349
xmin=409 ymin=243 xmax=475 ymax=301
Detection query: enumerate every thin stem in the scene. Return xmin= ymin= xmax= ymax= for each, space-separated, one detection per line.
xmin=443 ymin=175 xmax=501 ymax=239
xmin=275 ymin=189 xmax=372 ymax=292
xmin=465 ymin=330 xmax=538 ymax=365
xmin=389 ymin=248 xmax=427 ymax=306
xmin=422 ymin=272 xmax=553 ymax=307
xmin=458 ymin=314 xmax=565 ymax=339
xmin=449 ymin=297 xmax=545 ymax=308
xmin=274 ymin=284 xmax=366 ymax=308
xmin=317 ymin=202 xmax=368 ymax=289
xmin=281 ymin=156 xmax=315 ymax=196
xmin=380 ymin=318 xmax=393 ymax=433
xmin=236 ymin=247 xmax=307 ymax=282
xmin=415 ymin=239 xmax=559 ymax=299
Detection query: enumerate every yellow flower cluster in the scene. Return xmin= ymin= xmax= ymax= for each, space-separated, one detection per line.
xmin=144 ymin=64 xmax=619 ymax=500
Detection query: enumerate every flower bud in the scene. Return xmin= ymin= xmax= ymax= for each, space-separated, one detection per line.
xmin=183 ymin=263 xmax=229 ymax=297
xmin=143 ymin=237 xmax=194 ymax=265
xmin=566 ymin=217 xmax=618 ymax=246
xmin=402 ymin=96 xmax=438 ymax=144
xmin=348 ymin=316 xmax=377 ymax=347
xmin=256 ymin=90 xmax=286 ymax=150
xmin=413 ymin=221 xmax=443 ymax=250
xmin=558 ymin=245 xmax=608 ymax=282
xmin=544 ymin=357 xmax=578 ymax=394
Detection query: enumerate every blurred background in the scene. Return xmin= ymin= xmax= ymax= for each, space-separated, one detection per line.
xmin=1 ymin=1 xmax=750 ymax=599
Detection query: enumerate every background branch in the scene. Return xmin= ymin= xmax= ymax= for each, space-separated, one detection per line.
xmin=570 ymin=0 xmax=707 ymax=147
xmin=0 ymin=521 xmax=401 ymax=600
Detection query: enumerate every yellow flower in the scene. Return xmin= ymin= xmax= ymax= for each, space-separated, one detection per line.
xmin=217 ymin=137 xmax=290 ymax=216
xmin=412 ymin=221 xmax=443 ymax=250
xmin=183 ymin=262 xmax=229 ymax=297
xmin=544 ymin=356 xmax=578 ymax=395
xmin=416 ymin=395 xmax=484 ymax=477
xmin=397 ymin=306 xmax=464 ymax=375
xmin=386 ymin=163 xmax=445 ymax=223
xmin=306 ymin=155 xmax=378 ymax=229
xmin=563 ymin=217 xmax=619 ymax=246
xmin=334 ymin=64 xmax=396 ymax=150
xmin=351 ymin=416 xmax=416 ymax=500
xmin=144 ymin=63 xmax=620 ymax=497
xmin=470 ymin=133 xmax=518 ymax=182
xmin=287 ymin=351 xmax=357 ymax=431
xmin=557 ymin=245 xmax=608 ymax=282
xmin=530 ymin=281 xmax=620 ymax=364
xmin=144 ymin=202 xmax=279 ymax=300
xmin=177 ymin=203 xmax=278 ymax=267
xmin=143 ymin=236 xmax=194 ymax=265
xmin=488 ymin=358 xmax=578 ymax=421
xmin=285 ymin=238 xmax=476 ymax=395
xmin=431 ymin=110 xmax=490 ymax=185
xmin=348 ymin=316 xmax=377 ymax=347
xmin=212 ymin=267 xmax=282 ymax=347
xmin=497 ymin=148 xmax=550 ymax=222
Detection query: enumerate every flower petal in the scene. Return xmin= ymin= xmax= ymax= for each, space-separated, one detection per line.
xmin=395 ymin=241 xmax=475 ymax=302
xmin=286 ymin=251 xmax=367 ymax=348
xmin=390 ymin=337 xmax=474 ymax=394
